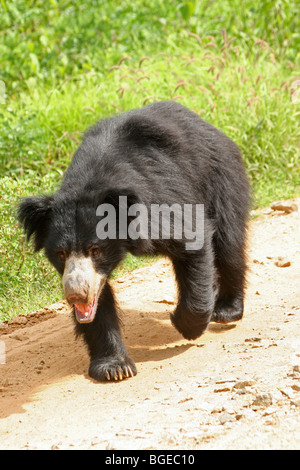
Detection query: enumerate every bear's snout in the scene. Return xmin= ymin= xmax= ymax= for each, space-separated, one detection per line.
xmin=62 ymin=254 xmax=106 ymax=311
xmin=64 ymin=287 xmax=88 ymax=306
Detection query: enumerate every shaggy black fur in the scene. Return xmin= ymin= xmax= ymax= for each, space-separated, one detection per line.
xmin=18 ymin=101 xmax=250 ymax=381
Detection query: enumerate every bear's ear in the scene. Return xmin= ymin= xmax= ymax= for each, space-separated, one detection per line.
xmin=122 ymin=115 xmax=179 ymax=150
xmin=18 ymin=195 xmax=54 ymax=251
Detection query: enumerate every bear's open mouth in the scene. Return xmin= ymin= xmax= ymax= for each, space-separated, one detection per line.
xmin=74 ymin=297 xmax=98 ymax=323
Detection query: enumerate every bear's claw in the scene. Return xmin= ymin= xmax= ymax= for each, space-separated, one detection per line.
xmin=89 ymin=357 xmax=137 ymax=382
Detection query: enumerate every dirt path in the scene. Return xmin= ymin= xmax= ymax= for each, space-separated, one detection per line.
xmin=0 ymin=200 xmax=299 ymax=450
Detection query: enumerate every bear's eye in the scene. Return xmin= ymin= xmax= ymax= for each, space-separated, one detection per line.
xmin=57 ymin=250 xmax=66 ymax=262
xmin=89 ymin=246 xmax=101 ymax=258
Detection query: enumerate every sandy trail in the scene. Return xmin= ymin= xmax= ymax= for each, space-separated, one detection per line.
xmin=0 ymin=200 xmax=299 ymax=450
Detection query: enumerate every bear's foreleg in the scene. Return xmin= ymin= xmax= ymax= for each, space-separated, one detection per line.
xmin=75 ymin=283 xmax=137 ymax=381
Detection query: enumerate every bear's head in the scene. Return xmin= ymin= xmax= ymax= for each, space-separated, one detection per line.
xmin=18 ymin=188 xmax=148 ymax=323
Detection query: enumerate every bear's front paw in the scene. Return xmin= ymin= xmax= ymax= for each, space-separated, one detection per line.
xmin=89 ymin=356 xmax=137 ymax=382
xmin=171 ymin=309 xmax=211 ymax=340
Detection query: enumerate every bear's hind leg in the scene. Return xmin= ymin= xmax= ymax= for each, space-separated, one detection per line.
xmin=171 ymin=239 xmax=216 ymax=340
xmin=211 ymin=241 xmax=247 ymax=324
xmin=212 ymin=291 xmax=244 ymax=323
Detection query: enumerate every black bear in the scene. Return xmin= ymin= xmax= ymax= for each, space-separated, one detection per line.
xmin=18 ymin=101 xmax=250 ymax=381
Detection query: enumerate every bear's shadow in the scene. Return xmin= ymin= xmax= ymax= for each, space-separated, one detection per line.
xmin=121 ymin=308 xmax=236 ymax=364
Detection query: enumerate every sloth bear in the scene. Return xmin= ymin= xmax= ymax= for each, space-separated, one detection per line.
xmin=18 ymin=101 xmax=250 ymax=382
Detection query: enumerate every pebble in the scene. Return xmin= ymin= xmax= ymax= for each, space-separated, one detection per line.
xmin=245 ymin=337 xmax=261 ymax=342
xmin=252 ymin=393 xmax=273 ymax=407
xmin=154 ymin=295 xmax=175 ymax=304
xmin=219 ymin=412 xmax=235 ymax=425
xmin=234 ymin=380 xmax=256 ymax=389
xmin=214 ymin=385 xmax=232 ymax=393
xmin=253 ymin=259 xmax=264 ymax=265
xmin=274 ymin=257 xmax=291 ymax=268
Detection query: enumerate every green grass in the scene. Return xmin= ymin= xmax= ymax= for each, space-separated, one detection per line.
xmin=0 ymin=0 xmax=299 ymax=320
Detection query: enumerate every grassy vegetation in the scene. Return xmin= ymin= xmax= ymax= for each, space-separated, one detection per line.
xmin=0 ymin=0 xmax=299 ymax=320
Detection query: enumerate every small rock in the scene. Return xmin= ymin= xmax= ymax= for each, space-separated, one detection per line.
xmin=274 ymin=257 xmax=291 ymax=268
xmin=178 ymin=397 xmax=193 ymax=404
xmin=214 ymin=385 xmax=232 ymax=393
xmin=34 ymin=365 xmax=43 ymax=373
xmin=154 ymin=295 xmax=175 ymax=304
xmin=252 ymin=393 xmax=273 ymax=407
xmin=235 ymin=414 xmax=244 ymax=421
xmin=51 ymin=443 xmax=62 ymax=450
xmin=215 ymin=378 xmax=236 ymax=384
xmin=245 ymin=337 xmax=261 ymax=343
xmin=219 ymin=412 xmax=234 ymax=425
xmin=280 ymin=387 xmax=296 ymax=399
xmin=234 ymin=380 xmax=256 ymax=389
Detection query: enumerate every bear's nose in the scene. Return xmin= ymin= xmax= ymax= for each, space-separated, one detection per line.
xmin=64 ymin=277 xmax=88 ymax=304
xmin=67 ymin=293 xmax=88 ymax=305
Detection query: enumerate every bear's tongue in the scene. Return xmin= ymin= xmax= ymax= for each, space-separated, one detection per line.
xmin=74 ymin=298 xmax=96 ymax=323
